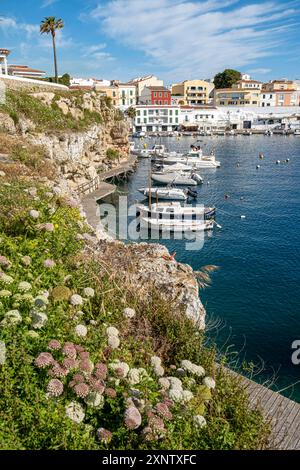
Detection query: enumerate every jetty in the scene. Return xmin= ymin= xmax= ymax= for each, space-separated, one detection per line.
xmin=232 ymin=370 xmax=300 ymax=449
xmin=78 ymin=156 xmax=137 ymax=229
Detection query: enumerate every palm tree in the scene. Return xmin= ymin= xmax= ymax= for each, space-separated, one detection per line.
xmin=40 ymin=17 xmax=64 ymax=83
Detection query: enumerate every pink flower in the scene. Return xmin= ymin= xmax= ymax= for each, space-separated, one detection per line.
xmin=154 ymin=403 xmax=173 ymax=421
xmin=79 ymin=359 xmax=93 ymax=373
xmin=48 ymin=339 xmax=61 ymax=351
xmin=124 ymin=406 xmax=142 ymax=430
xmin=75 ymin=344 xmax=85 ymax=353
xmin=94 ymin=363 xmax=107 ymax=380
xmin=97 ymin=428 xmax=112 ymax=444
xmin=44 ymin=259 xmax=56 ymax=269
xmin=49 ymin=363 xmax=69 ymax=378
xmin=79 ymin=351 xmax=90 ymax=360
xmin=62 ymin=358 xmax=77 ymax=370
xmin=34 ymin=352 xmax=54 ymax=368
xmin=74 ymin=383 xmax=90 ymax=398
xmin=47 ymin=379 xmax=64 ymax=397
xmin=62 ymin=342 xmax=77 ymax=359
xmin=105 ymin=388 xmax=117 ymax=398
xmin=0 ymin=256 xmax=11 ymax=268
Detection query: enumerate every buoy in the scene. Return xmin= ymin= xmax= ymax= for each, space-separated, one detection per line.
xmin=224 ymin=194 xmax=230 ymax=200
xmin=286 ymin=158 xmax=290 ymax=163
xmin=256 ymin=165 xmax=260 ymax=169
xmin=207 ymin=181 xmax=210 ymax=185
xmin=276 ymin=160 xmax=280 ymax=164
xmin=240 ymin=215 xmax=246 ymax=219
xmin=259 ymin=153 xmax=264 ymax=159
xmin=237 ymin=163 xmax=240 ymax=167
xmin=240 ymin=196 xmax=244 ymax=200
xmin=143 ymin=143 xmax=147 ymax=149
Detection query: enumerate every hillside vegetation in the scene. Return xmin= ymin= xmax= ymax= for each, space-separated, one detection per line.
xmin=0 ymin=166 xmax=270 ymax=450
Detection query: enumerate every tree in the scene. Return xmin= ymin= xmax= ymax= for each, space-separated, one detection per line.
xmin=213 ymin=69 xmax=241 ymax=89
xmin=40 ymin=17 xmax=64 ymax=84
xmin=126 ymin=106 xmax=136 ymax=119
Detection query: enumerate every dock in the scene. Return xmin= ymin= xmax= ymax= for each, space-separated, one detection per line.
xmin=230 ymin=370 xmax=300 ymax=449
xmin=78 ymin=156 xmax=137 ymax=228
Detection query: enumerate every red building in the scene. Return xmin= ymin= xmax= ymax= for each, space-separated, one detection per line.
xmin=140 ymin=86 xmax=171 ymax=105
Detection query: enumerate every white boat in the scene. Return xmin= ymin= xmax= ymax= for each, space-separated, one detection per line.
xmin=136 ymin=202 xmax=216 ymax=221
xmin=148 ymin=144 xmax=166 ymax=154
xmin=151 ymin=172 xmax=202 ymax=186
xmin=155 ymin=153 xmax=221 ymax=169
xmin=140 ymin=217 xmax=214 ymax=233
xmin=153 ymin=163 xmax=194 ymax=172
xmin=294 ymin=129 xmax=300 ymax=135
xmin=138 ymin=187 xmax=188 ymax=201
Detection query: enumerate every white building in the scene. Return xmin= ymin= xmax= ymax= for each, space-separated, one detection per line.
xmin=0 ymin=49 xmax=10 ymax=75
xmin=134 ymin=105 xmax=180 ymax=132
xmin=260 ymin=92 xmax=276 ymax=107
xmin=70 ymin=77 xmax=110 ymax=88
xmin=179 ymin=106 xmax=224 ymax=131
xmin=118 ymin=83 xmax=137 ymax=109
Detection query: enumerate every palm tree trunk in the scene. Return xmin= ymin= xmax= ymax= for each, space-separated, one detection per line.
xmin=52 ymin=33 xmax=58 ymax=83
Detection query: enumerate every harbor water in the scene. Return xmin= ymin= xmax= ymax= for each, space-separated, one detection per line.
xmin=106 ymin=134 xmax=300 ymax=401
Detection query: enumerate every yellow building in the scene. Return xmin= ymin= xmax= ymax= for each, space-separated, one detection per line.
xmin=94 ymin=85 xmax=120 ymax=106
xmin=171 ymin=79 xmax=211 ymax=105
xmin=214 ymin=88 xmax=261 ymax=106
xmin=263 ymin=80 xmax=296 ymax=92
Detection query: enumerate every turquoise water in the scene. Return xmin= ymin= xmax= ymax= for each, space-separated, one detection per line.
xmin=109 ymin=135 xmax=300 ymax=401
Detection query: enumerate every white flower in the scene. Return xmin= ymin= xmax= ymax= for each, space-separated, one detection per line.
xmin=182 ymin=390 xmax=194 ymax=402
xmin=108 ymin=335 xmax=120 ymax=349
xmin=167 ymin=377 xmax=183 ymax=390
xmin=83 ymin=287 xmax=95 ymax=298
xmin=18 ymin=281 xmax=32 ymax=292
xmin=26 ymin=330 xmax=39 ymax=339
xmin=106 ymin=326 xmax=119 ymax=337
xmin=0 ymin=341 xmax=6 ymax=365
xmin=31 ymin=310 xmax=48 ymax=329
xmin=1 ymin=310 xmax=22 ymax=325
xmin=0 ymin=290 xmax=12 ymax=298
xmin=169 ymin=388 xmax=183 ymax=402
xmin=70 ymin=294 xmax=83 ymax=306
xmin=85 ymin=392 xmax=104 ymax=408
xmin=0 ymin=171 xmax=6 ymax=177
xmin=153 ymin=364 xmax=164 ymax=377
xmin=181 ymin=360 xmax=205 ymax=377
xmin=34 ymin=295 xmax=48 ymax=308
xmin=75 ymin=324 xmax=88 ymax=337
xmin=158 ymin=378 xmax=170 ymax=390
xmin=29 ymin=210 xmax=40 ymax=220
xmin=0 ymin=272 xmax=14 ymax=284
xmin=128 ymin=368 xmax=148 ymax=385
xmin=65 ymin=401 xmax=85 ymax=423
xmin=123 ymin=307 xmax=136 ymax=319
xmin=150 ymin=356 xmax=162 ymax=367
xmin=203 ymin=376 xmax=216 ymax=390
xmin=109 ymin=360 xmax=130 ymax=378
xmin=193 ymin=415 xmax=207 ymax=429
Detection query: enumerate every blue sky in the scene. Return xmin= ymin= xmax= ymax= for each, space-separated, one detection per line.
xmin=0 ymin=0 xmax=299 ymax=84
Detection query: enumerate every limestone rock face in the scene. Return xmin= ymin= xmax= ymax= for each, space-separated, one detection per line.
xmin=94 ymin=241 xmax=206 ymax=329
xmin=0 ymin=113 xmax=16 ymax=134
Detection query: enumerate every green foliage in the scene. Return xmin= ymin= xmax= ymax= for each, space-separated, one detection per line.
xmin=0 ymin=176 xmax=270 ymax=450
xmin=45 ymin=73 xmax=71 ymax=87
xmin=126 ymin=107 xmax=136 ymax=119
xmin=214 ymin=69 xmax=242 ymax=89
xmin=0 ymin=90 xmax=103 ymax=133
xmin=106 ymin=148 xmax=120 ymax=161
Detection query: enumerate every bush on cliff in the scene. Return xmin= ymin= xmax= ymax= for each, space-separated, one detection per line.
xmin=0 ymin=172 xmax=270 ymax=450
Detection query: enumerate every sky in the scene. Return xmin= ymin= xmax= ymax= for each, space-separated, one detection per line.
xmin=0 ymin=0 xmax=299 ymax=84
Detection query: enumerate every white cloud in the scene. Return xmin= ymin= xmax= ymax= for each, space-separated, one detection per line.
xmin=42 ymin=0 xmax=59 ymax=7
xmin=0 ymin=16 xmax=39 ymax=36
xmin=83 ymin=43 xmax=115 ymax=62
xmin=247 ymin=68 xmax=272 ymax=75
xmin=87 ymin=0 xmax=298 ymax=80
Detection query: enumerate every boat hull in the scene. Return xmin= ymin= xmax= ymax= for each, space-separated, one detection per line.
xmin=151 ymin=173 xmax=198 ymax=186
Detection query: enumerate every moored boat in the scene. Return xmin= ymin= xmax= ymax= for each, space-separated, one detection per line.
xmin=136 ymin=202 xmax=216 ymax=221
xmin=151 ymin=171 xmax=202 ymax=186
xmin=140 ymin=217 xmax=214 ymax=233
xmin=138 ymin=187 xmax=188 ymax=201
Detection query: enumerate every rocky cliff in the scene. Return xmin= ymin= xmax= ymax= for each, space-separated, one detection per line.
xmin=0 ymin=85 xmax=206 ymax=328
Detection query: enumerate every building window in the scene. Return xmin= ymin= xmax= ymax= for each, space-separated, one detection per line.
xmin=143 ymin=110 xmax=147 ymax=116
xmin=122 ymin=99 xmax=125 ymax=105
xmin=130 ymin=90 xmax=133 ymax=96
xmin=144 ymin=118 xmax=147 ymax=123
xmin=175 ymin=117 xmax=178 ymax=123
xmin=175 ymin=110 xmax=179 ymax=115
xmin=169 ymin=110 xmax=173 ymax=115
xmin=170 ymin=118 xmax=172 ymax=123
xmin=137 ymin=118 xmax=141 ymax=123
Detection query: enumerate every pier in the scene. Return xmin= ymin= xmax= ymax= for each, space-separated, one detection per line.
xmin=232 ymin=370 xmax=300 ymax=449
xmin=78 ymin=156 xmax=137 ymax=228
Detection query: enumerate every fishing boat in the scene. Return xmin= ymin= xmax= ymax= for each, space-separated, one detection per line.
xmin=140 ymin=217 xmax=214 ymax=233
xmin=136 ymin=202 xmax=216 ymax=221
xmin=151 ymin=171 xmax=203 ymax=186
xmin=138 ymin=187 xmax=189 ymax=201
